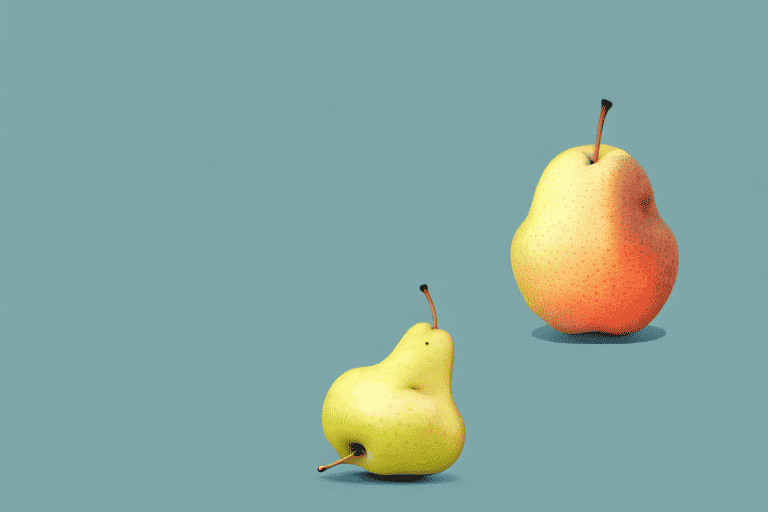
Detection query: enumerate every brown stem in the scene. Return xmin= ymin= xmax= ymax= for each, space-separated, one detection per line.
xmin=591 ymin=99 xmax=612 ymax=164
xmin=420 ymin=284 xmax=437 ymax=330
xmin=317 ymin=452 xmax=357 ymax=472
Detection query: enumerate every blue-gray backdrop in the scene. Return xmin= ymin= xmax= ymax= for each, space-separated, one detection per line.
xmin=2 ymin=1 xmax=766 ymax=511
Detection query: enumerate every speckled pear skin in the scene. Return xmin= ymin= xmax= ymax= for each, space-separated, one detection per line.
xmin=321 ymin=323 xmax=465 ymax=475
xmin=511 ymin=144 xmax=678 ymax=335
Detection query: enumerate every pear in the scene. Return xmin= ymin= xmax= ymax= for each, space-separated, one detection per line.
xmin=510 ymin=100 xmax=678 ymax=335
xmin=318 ymin=285 xmax=465 ymax=475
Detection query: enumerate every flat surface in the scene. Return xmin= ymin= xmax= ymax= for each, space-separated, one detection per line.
xmin=1 ymin=1 xmax=766 ymax=511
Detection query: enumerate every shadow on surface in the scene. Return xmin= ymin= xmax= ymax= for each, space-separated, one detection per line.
xmin=319 ymin=469 xmax=461 ymax=485
xmin=532 ymin=324 xmax=666 ymax=344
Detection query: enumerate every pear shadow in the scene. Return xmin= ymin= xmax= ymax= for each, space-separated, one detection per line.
xmin=318 ymin=469 xmax=461 ymax=486
xmin=532 ymin=324 xmax=666 ymax=344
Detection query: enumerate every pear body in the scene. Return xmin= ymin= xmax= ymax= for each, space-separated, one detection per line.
xmin=510 ymin=145 xmax=678 ymax=335
xmin=321 ymin=323 xmax=465 ymax=475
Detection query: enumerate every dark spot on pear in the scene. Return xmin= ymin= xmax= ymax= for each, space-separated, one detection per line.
xmin=425 ymin=342 xmax=429 ymax=345
xmin=349 ymin=442 xmax=366 ymax=456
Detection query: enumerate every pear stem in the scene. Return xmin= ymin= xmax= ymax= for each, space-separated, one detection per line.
xmin=317 ymin=452 xmax=357 ymax=472
xmin=420 ymin=284 xmax=437 ymax=330
xmin=591 ymin=99 xmax=612 ymax=164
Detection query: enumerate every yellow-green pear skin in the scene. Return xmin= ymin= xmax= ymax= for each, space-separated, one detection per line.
xmin=510 ymin=144 xmax=678 ymax=335
xmin=321 ymin=323 xmax=465 ymax=475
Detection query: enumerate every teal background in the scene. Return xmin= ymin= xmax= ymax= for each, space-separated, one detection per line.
xmin=2 ymin=1 xmax=766 ymax=511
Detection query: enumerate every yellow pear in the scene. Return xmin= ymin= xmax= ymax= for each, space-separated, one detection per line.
xmin=318 ymin=285 xmax=465 ymax=475
xmin=510 ymin=100 xmax=678 ymax=335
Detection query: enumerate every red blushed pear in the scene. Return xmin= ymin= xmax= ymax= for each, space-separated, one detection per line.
xmin=510 ymin=100 xmax=678 ymax=335
xmin=318 ymin=285 xmax=464 ymax=475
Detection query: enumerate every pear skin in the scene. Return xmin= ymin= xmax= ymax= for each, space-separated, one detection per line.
xmin=511 ymin=144 xmax=678 ymax=335
xmin=321 ymin=323 xmax=465 ymax=475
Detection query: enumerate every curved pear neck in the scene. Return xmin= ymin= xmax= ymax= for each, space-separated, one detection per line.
xmin=378 ymin=323 xmax=454 ymax=393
